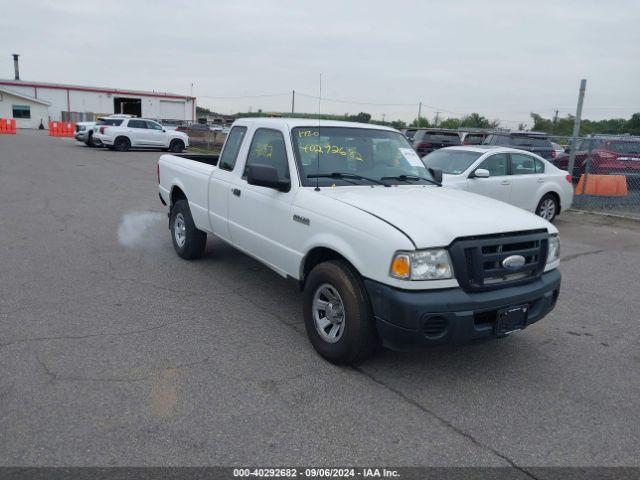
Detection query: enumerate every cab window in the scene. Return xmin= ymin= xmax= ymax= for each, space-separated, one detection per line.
xmin=243 ymin=129 xmax=290 ymax=180
xmin=478 ymin=153 xmax=508 ymax=176
xmin=219 ymin=126 xmax=247 ymax=171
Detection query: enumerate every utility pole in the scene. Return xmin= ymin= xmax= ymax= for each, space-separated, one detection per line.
xmin=434 ymin=111 xmax=440 ymax=127
xmin=567 ymin=79 xmax=587 ymax=178
xmin=417 ymin=102 xmax=422 ymax=127
xmin=291 ymin=90 xmax=295 ymax=116
xmin=552 ymin=109 xmax=559 ymax=135
xmin=382 ymin=113 xmax=386 ymax=123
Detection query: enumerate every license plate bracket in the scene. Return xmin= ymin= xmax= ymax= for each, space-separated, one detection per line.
xmin=495 ymin=304 xmax=528 ymax=335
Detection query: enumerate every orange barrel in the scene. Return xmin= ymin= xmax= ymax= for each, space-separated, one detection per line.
xmin=575 ymin=174 xmax=628 ymax=197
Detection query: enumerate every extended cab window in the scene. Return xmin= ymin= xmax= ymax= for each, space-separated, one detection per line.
xmin=244 ymin=129 xmax=290 ymax=179
xmin=219 ymin=126 xmax=247 ymax=171
xmin=478 ymin=153 xmax=508 ymax=176
xmin=511 ymin=153 xmax=536 ymax=175
xmin=128 ymin=120 xmax=147 ymax=129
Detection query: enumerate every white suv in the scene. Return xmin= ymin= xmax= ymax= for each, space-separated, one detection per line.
xmin=95 ymin=118 xmax=190 ymax=152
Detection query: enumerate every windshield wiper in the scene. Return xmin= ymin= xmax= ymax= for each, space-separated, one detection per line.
xmin=380 ymin=174 xmax=441 ymax=187
xmin=307 ymin=172 xmax=389 ymax=186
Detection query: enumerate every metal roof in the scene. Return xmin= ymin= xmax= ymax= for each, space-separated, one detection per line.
xmin=0 ymin=79 xmax=195 ymax=101
xmin=0 ymin=86 xmax=51 ymax=105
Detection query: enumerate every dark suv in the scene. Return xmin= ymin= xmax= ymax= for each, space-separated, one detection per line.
xmin=412 ymin=129 xmax=461 ymax=157
xmin=483 ymin=132 xmax=555 ymax=159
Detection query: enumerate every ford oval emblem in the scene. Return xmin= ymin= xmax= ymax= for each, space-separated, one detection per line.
xmin=502 ymin=255 xmax=526 ymax=270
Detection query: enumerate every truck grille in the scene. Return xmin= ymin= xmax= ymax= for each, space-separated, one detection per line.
xmin=449 ymin=230 xmax=549 ymax=292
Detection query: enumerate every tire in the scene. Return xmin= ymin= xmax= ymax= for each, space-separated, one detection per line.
xmin=86 ymin=133 xmax=95 ymax=148
xmin=114 ymin=136 xmax=131 ymax=152
xmin=169 ymin=199 xmax=207 ymax=260
xmin=107 ymin=145 xmax=116 ymax=151
xmin=303 ymin=260 xmax=378 ymax=365
xmin=536 ymin=193 xmax=558 ymax=222
xmin=169 ymin=139 xmax=185 ymax=153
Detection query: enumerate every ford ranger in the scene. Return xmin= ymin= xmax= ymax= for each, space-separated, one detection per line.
xmin=158 ymin=118 xmax=561 ymax=364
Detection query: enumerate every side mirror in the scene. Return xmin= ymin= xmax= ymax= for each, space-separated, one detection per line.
xmin=247 ymin=164 xmax=290 ymax=192
xmin=471 ymin=168 xmax=490 ymax=179
xmin=162 ymin=128 xmax=166 ymax=132
xmin=427 ymin=167 xmax=443 ymax=184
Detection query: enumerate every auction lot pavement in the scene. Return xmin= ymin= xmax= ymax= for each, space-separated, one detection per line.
xmin=1 ymin=130 xmax=639 ymax=467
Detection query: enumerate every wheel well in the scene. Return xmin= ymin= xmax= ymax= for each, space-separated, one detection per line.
xmin=170 ymin=186 xmax=187 ymax=206
xmin=300 ymin=247 xmax=355 ymax=289
xmin=115 ymin=135 xmax=130 ymax=144
xmin=544 ymin=191 xmax=561 ymax=211
xmin=171 ymin=138 xmax=184 ymax=144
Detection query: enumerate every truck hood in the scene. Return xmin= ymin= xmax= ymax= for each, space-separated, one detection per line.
xmin=320 ymin=185 xmax=555 ymax=248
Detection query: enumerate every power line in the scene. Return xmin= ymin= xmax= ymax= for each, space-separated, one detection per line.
xmin=198 ymin=93 xmax=290 ymax=100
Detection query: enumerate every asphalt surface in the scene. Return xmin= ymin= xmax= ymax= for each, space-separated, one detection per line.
xmin=1 ymin=130 xmax=639 ymax=468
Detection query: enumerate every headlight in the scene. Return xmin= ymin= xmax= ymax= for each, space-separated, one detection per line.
xmin=546 ymin=235 xmax=560 ymax=264
xmin=390 ymin=249 xmax=453 ymax=280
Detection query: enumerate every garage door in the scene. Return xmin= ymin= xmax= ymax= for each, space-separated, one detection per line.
xmin=159 ymin=100 xmax=186 ymax=120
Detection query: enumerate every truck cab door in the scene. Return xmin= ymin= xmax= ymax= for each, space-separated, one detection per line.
xmin=207 ymin=126 xmax=248 ymax=241
xmin=466 ymin=153 xmax=512 ymax=204
xmin=227 ymin=127 xmax=299 ymax=277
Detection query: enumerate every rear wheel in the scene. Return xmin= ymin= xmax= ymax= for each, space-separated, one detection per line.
xmin=303 ymin=260 xmax=378 ymax=365
xmin=536 ymin=193 xmax=558 ymax=222
xmin=169 ymin=139 xmax=185 ymax=153
xmin=114 ymin=136 xmax=131 ymax=152
xmin=169 ymin=200 xmax=207 ymax=260
xmin=86 ymin=132 xmax=95 ymax=148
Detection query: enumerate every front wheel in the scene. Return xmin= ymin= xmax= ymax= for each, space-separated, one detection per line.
xmin=169 ymin=200 xmax=207 ymax=260
xmin=303 ymin=261 xmax=378 ymax=365
xmin=536 ymin=194 xmax=558 ymax=222
xmin=86 ymin=133 xmax=95 ymax=148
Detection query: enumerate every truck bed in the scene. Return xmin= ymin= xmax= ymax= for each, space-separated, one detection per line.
xmin=171 ymin=153 xmax=219 ymax=166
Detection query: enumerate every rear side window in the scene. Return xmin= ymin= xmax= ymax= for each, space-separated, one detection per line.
xmin=511 ymin=153 xmax=536 ymax=175
xmin=424 ymin=132 xmax=460 ymax=143
xmin=219 ymin=126 xmax=247 ymax=171
xmin=465 ymin=134 xmax=485 ymax=145
xmin=510 ymin=136 xmax=533 ymax=148
xmin=97 ymin=119 xmax=123 ymax=126
xmin=532 ymin=138 xmax=551 ymax=148
xmin=128 ymin=119 xmax=147 ymax=129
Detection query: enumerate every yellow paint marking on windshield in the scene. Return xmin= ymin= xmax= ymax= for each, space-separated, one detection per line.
xmin=298 ymin=130 xmax=319 ymax=137
xmin=299 ymin=144 xmax=363 ymax=161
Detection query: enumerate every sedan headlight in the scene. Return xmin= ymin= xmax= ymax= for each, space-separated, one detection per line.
xmin=390 ymin=249 xmax=453 ymax=280
xmin=546 ymin=235 xmax=560 ymax=265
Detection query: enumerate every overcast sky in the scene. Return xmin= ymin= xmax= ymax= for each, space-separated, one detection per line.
xmin=2 ymin=0 xmax=639 ymax=126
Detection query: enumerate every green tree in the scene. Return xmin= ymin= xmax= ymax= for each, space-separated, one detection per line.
xmin=410 ymin=116 xmax=430 ymax=127
xmin=626 ymin=113 xmax=640 ymax=135
xmin=438 ymin=117 xmax=461 ymax=129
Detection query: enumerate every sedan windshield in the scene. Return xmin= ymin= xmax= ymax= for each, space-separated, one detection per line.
xmin=292 ymin=127 xmax=433 ymax=186
xmin=422 ymin=149 xmax=484 ymax=174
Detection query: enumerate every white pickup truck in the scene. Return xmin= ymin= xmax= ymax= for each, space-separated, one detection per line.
xmin=158 ymin=118 xmax=561 ymax=364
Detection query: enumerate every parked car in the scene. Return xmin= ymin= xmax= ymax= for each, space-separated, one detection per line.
xmin=551 ymin=142 xmax=564 ymax=158
xmin=483 ymin=132 xmax=555 ymax=159
xmin=423 ymin=146 xmax=573 ymax=222
xmin=459 ymin=130 xmax=491 ymax=145
xmin=412 ymin=128 xmax=461 ymax=157
xmin=176 ymin=123 xmax=211 ymax=133
xmin=94 ymin=118 xmax=189 ymax=152
xmin=551 ymin=136 xmax=640 ymax=182
xmin=157 ymin=118 xmax=561 ymax=364
xmin=74 ymin=115 xmax=132 ymax=147
xmin=402 ymin=128 xmax=418 ymax=141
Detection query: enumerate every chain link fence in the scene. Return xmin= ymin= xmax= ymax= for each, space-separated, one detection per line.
xmin=175 ymin=125 xmax=227 ymax=154
xmin=549 ymin=134 xmax=640 ymax=219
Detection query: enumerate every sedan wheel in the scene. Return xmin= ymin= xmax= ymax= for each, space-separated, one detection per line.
xmin=536 ymin=194 xmax=558 ymax=222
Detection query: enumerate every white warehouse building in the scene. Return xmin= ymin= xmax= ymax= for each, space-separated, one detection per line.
xmin=0 ymin=78 xmax=196 ymax=128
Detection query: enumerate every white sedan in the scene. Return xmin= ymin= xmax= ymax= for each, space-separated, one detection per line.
xmin=423 ymin=146 xmax=573 ymax=222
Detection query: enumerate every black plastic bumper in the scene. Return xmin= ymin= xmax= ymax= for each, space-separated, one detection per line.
xmin=364 ymin=269 xmax=561 ymax=349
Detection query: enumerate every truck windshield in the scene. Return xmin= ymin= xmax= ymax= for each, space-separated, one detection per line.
xmin=422 ymin=149 xmax=484 ymax=174
xmin=292 ymin=127 xmax=433 ymax=186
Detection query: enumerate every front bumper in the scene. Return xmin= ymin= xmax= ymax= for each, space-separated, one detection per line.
xmin=365 ymin=269 xmax=561 ymax=349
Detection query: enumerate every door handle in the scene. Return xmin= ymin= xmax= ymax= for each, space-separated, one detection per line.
xmin=500 ymin=180 xmax=511 ymax=185
xmin=232 ymin=188 xmax=241 ymax=197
